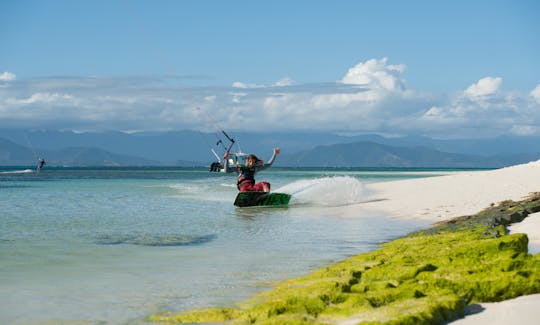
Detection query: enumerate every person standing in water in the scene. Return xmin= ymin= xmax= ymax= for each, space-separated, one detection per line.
xmin=224 ymin=148 xmax=280 ymax=192
xmin=36 ymin=158 xmax=46 ymax=173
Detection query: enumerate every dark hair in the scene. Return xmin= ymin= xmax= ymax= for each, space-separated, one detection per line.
xmin=247 ymin=154 xmax=261 ymax=163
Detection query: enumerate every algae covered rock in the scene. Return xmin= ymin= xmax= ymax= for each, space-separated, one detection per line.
xmin=425 ymin=192 xmax=540 ymax=236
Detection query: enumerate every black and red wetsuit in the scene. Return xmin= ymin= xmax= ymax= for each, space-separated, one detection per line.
xmin=237 ymin=166 xmax=270 ymax=192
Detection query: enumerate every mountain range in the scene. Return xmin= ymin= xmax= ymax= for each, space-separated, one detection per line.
xmin=1 ymin=129 xmax=540 ymax=168
xmin=277 ymin=141 xmax=540 ymax=168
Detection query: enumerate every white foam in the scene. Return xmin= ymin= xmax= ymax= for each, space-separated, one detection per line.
xmin=276 ymin=176 xmax=365 ymax=207
xmin=0 ymin=169 xmax=34 ymax=174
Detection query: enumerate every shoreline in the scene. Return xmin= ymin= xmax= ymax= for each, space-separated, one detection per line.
xmin=360 ymin=159 xmax=540 ymax=251
xmin=360 ymin=160 xmax=540 ymax=251
xmin=361 ymin=159 xmax=540 ymax=324
xmin=150 ymin=160 xmax=540 ymax=324
xmin=361 ymin=159 xmax=540 ymax=223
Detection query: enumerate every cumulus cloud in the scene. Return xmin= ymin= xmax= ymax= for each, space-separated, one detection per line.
xmin=0 ymin=71 xmax=16 ymax=81
xmin=464 ymin=77 xmax=502 ymax=97
xmin=341 ymin=57 xmax=406 ymax=92
xmin=0 ymin=61 xmax=539 ymax=137
xmin=531 ymin=84 xmax=540 ymax=104
xmin=232 ymin=81 xmax=264 ymax=89
xmin=274 ymin=77 xmax=295 ymax=87
xmin=417 ymin=76 xmax=540 ymax=137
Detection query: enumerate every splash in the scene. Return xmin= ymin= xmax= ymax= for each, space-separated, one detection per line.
xmin=167 ymin=180 xmax=235 ymax=203
xmin=0 ymin=169 xmax=34 ymax=174
xmin=275 ymin=176 xmax=365 ymax=207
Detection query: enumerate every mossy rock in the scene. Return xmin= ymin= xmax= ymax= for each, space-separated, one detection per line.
xmin=423 ymin=192 xmax=540 ymax=236
xmin=149 ymin=308 xmax=240 ymax=323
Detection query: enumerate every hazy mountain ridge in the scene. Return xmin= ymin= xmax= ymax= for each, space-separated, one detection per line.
xmin=0 ymin=138 xmax=162 ymax=166
xmin=1 ymin=129 xmax=540 ymax=167
xmin=277 ymin=141 xmax=540 ymax=168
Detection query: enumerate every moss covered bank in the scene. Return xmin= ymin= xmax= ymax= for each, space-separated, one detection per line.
xmin=149 ymin=193 xmax=540 ymax=325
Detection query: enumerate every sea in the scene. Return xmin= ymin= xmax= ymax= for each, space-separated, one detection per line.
xmin=0 ymin=166 xmax=456 ymax=324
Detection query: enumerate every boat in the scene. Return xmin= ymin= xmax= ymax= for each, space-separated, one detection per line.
xmin=208 ymin=129 xmax=247 ymax=173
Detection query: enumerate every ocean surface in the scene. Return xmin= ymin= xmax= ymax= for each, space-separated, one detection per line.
xmin=0 ymin=166 xmax=456 ymax=324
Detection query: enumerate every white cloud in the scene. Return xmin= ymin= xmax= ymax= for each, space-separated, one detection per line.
xmin=231 ymin=92 xmax=247 ymax=103
xmin=415 ymin=76 xmax=540 ymax=137
xmin=511 ymin=124 xmax=538 ymax=136
xmin=232 ymin=77 xmax=295 ymax=89
xmin=6 ymin=92 xmax=73 ymax=105
xmin=423 ymin=106 xmax=444 ymax=119
xmin=232 ymin=81 xmax=264 ymax=89
xmin=530 ymin=84 xmax=540 ymax=104
xmin=341 ymin=57 xmax=406 ymax=92
xmin=204 ymin=96 xmax=216 ymax=103
xmin=464 ymin=77 xmax=502 ymax=97
xmin=274 ymin=77 xmax=295 ymax=87
xmin=0 ymin=71 xmax=16 ymax=81
xmin=0 ymin=64 xmax=539 ymax=137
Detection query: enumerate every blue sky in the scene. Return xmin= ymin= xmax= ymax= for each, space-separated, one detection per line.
xmin=1 ymin=0 xmax=539 ymax=138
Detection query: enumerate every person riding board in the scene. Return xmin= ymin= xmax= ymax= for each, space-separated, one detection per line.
xmin=224 ymin=148 xmax=280 ymax=192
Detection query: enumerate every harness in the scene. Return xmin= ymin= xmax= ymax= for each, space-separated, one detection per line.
xmin=237 ymin=167 xmax=255 ymax=190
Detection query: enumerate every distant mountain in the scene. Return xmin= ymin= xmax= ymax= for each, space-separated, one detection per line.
xmin=348 ymin=134 xmax=540 ymax=156
xmin=0 ymin=138 xmax=164 ymax=166
xmin=44 ymin=147 xmax=161 ymax=166
xmin=277 ymin=141 xmax=540 ymax=168
xmin=1 ymin=129 xmax=540 ymax=167
xmin=0 ymin=129 xmax=210 ymax=164
xmin=3 ymin=129 xmax=540 ymax=159
xmin=0 ymin=138 xmax=37 ymax=165
xmin=0 ymin=129 xmax=350 ymax=164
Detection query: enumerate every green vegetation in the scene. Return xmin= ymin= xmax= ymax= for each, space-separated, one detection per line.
xmin=149 ymin=193 xmax=540 ymax=325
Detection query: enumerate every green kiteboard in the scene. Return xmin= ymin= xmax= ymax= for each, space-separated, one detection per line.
xmin=234 ymin=192 xmax=291 ymax=207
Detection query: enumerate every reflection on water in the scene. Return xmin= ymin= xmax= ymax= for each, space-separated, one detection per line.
xmin=234 ymin=206 xmax=290 ymax=220
xmin=95 ymin=233 xmax=218 ymax=246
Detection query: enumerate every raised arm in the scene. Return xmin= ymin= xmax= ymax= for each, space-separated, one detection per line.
xmin=255 ymin=148 xmax=280 ymax=172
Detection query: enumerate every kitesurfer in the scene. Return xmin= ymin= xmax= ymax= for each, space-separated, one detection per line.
xmin=36 ymin=158 xmax=46 ymax=173
xmin=225 ymin=148 xmax=280 ymax=192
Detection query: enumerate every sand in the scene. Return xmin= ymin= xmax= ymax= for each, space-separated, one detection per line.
xmin=509 ymin=211 xmax=540 ymax=254
xmin=360 ymin=159 xmax=540 ymax=324
xmin=449 ymin=294 xmax=540 ymax=324
xmin=362 ymin=159 xmax=540 ymax=223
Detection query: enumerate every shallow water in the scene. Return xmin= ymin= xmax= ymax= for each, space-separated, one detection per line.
xmin=0 ymin=167 xmax=447 ymax=324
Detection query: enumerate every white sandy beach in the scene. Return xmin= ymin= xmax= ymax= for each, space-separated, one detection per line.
xmin=361 ymin=159 xmax=540 ymax=324
xmin=363 ymin=159 xmax=540 ymax=223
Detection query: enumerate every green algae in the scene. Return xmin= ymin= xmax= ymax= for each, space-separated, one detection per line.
xmin=149 ymin=193 xmax=540 ymax=325
xmin=150 ymin=308 xmax=240 ymax=323
xmin=422 ymin=192 xmax=540 ymax=236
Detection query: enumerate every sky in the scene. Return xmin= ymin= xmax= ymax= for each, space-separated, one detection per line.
xmin=1 ymin=0 xmax=539 ymax=138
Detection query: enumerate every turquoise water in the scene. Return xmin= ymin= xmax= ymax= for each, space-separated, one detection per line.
xmin=0 ymin=167 xmax=451 ymax=324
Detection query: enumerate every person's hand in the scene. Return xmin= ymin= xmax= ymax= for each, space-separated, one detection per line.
xmin=274 ymin=148 xmax=280 ymax=155
xmin=223 ymin=153 xmax=229 ymax=159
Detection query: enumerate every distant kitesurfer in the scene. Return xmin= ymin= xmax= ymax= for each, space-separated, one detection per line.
xmin=224 ymin=148 xmax=280 ymax=192
xmin=36 ymin=158 xmax=46 ymax=173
